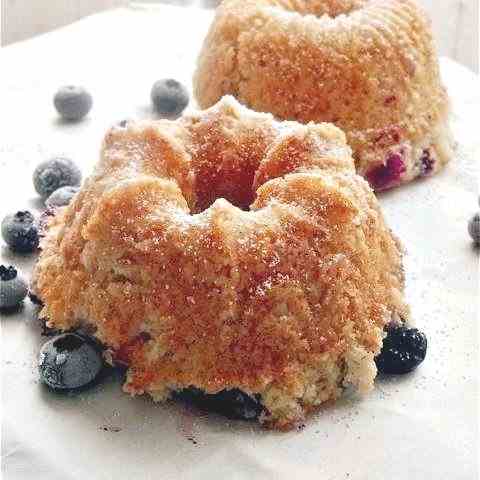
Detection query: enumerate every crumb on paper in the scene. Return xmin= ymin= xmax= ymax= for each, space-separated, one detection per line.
xmin=100 ymin=425 xmax=122 ymax=433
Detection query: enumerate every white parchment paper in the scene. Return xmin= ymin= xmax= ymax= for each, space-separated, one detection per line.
xmin=1 ymin=5 xmax=478 ymax=479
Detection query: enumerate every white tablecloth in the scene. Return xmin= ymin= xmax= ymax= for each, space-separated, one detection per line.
xmin=1 ymin=5 xmax=479 ymax=479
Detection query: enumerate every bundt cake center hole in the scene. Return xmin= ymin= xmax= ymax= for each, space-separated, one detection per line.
xmin=193 ymin=191 xmax=253 ymax=213
xmin=191 ymin=161 xmax=259 ymax=213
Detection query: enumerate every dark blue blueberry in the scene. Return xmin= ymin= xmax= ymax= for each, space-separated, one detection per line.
xmin=54 ymin=86 xmax=93 ymax=121
xmin=151 ymin=79 xmax=189 ymax=118
xmin=0 ymin=265 xmax=28 ymax=309
xmin=45 ymin=185 xmax=79 ymax=209
xmin=420 ymin=149 xmax=435 ymax=176
xmin=28 ymin=291 xmax=44 ymax=306
xmin=38 ymin=333 xmax=104 ymax=390
xmin=1 ymin=211 xmax=39 ymax=253
xmin=33 ymin=157 xmax=82 ymax=199
xmin=176 ymin=387 xmax=264 ymax=421
xmin=0 ymin=265 xmax=17 ymax=281
xmin=376 ymin=325 xmax=427 ymax=374
xmin=468 ymin=212 xmax=480 ymax=245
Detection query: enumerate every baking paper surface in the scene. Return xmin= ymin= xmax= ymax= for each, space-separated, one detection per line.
xmin=1 ymin=5 xmax=478 ymax=479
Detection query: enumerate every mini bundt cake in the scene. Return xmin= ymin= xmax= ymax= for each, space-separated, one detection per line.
xmin=32 ymin=97 xmax=408 ymax=429
xmin=194 ymin=0 xmax=454 ymax=191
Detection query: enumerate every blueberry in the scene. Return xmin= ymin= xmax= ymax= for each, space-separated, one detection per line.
xmin=176 ymin=387 xmax=264 ymax=421
xmin=214 ymin=389 xmax=264 ymax=420
xmin=54 ymin=86 xmax=93 ymax=121
xmin=468 ymin=212 xmax=480 ymax=245
xmin=375 ymin=325 xmax=427 ymax=374
xmin=45 ymin=185 xmax=79 ymax=209
xmin=0 ymin=265 xmax=28 ymax=309
xmin=420 ymin=149 xmax=435 ymax=176
xmin=365 ymin=151 xmax=406 ymax=191
xmin=33 ymin=157 xmax=82 ymax=199
xmin=38 ymin=333 xmax=104 ymax=390
xmin=151 ymin=79 xmax=189 ymax=117
xmin=1 ymin=211 xmax=39 ymax=253
xmin=28 ymin=291 xmax=44 ymax=306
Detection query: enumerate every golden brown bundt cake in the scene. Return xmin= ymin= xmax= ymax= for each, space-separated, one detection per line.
xmin=32 ymin=96 xmax=408 ymax=429
xmin=194 ymin=0 xmax=454 ymax=191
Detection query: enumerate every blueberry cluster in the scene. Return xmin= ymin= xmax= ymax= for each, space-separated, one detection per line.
xmin=1 ymin=155 xmax=83 ymax=311
xmin=53 ymin=79 xmax=190 ymax=123
xmin=0 ymin=153 xmax=104 ymax=385
xmin=1 ymin=157 xmax=82 ymax=256
xmin=33 ymin=157 xmax=82 ymax=199
xmin=2 ymin=77 xmax=190 ymax=395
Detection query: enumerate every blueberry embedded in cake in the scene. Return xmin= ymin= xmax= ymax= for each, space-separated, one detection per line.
xmin=365 ymin=151 xmax=407 ymax=192
xmin=175 ymin=388 xmax=265 ymax=421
